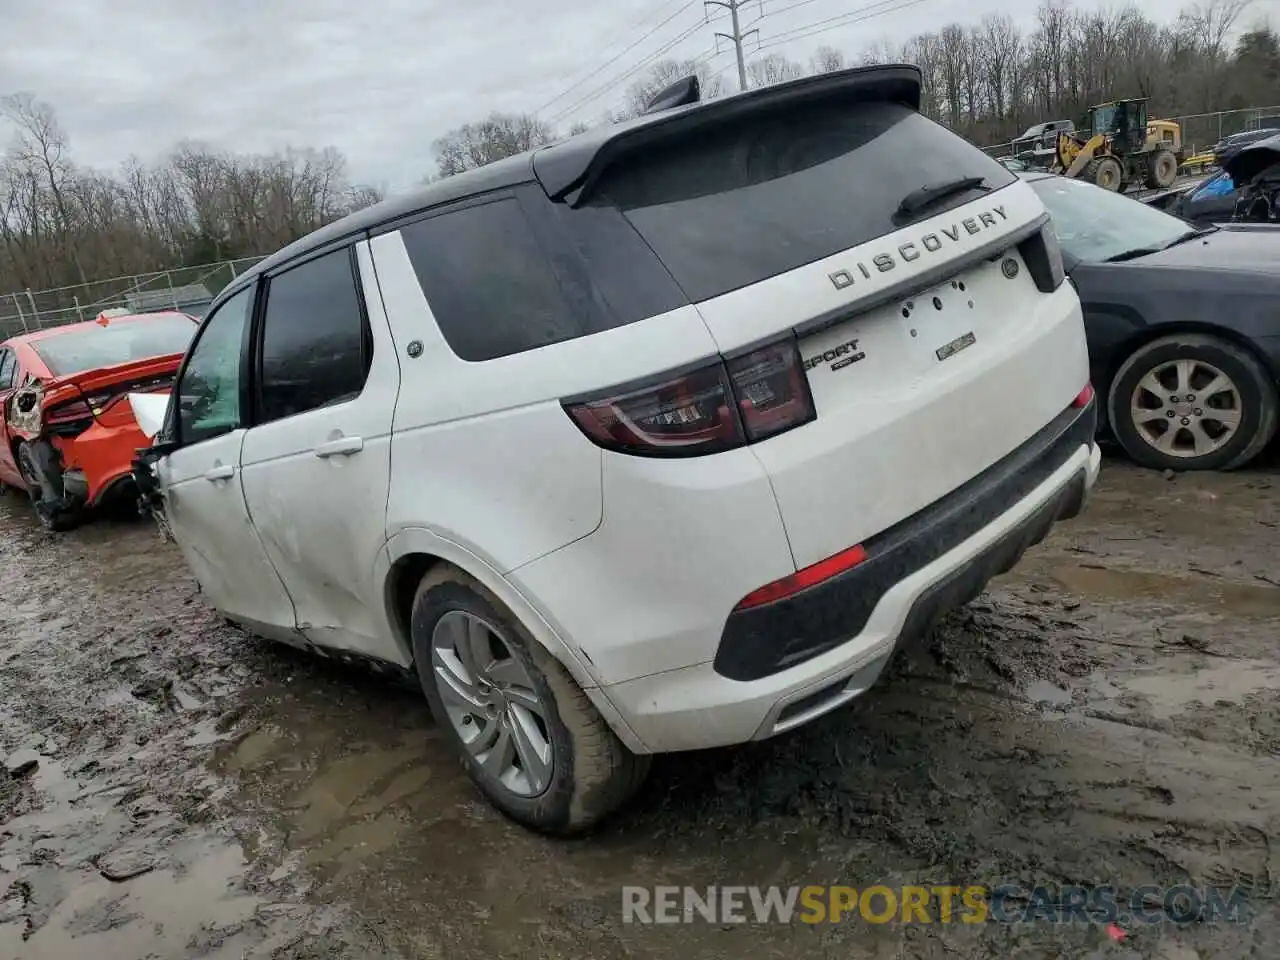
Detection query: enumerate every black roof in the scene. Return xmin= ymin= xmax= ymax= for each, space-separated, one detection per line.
xmin=223 ymin=63 xmax=923 ymax=297
xmin=229 ymin=151 xmax=536 ymax=291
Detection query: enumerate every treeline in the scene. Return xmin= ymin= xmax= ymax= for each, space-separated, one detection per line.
xmin=0 ymin=93 xmax=383 ymax=297
xmin=434 ymin=0 xmax=1280 ymax=177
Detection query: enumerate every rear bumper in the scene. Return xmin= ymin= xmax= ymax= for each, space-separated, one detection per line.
xmin=716 ymin=398 xmax=1097 ymax=681
xmin=598 ymin=410 xmax=1100 ymax=754
xmin=52 ymin=421 xmax=150 ymax=506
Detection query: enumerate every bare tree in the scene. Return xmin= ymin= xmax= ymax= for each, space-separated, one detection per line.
xmin=433 ymin=113 xmax=557 ymax=178
xmin=810 ymin=46 xmax=846 ymax=74
xmin=980 ymin=14 xmax=1023 ymax=126
xmin=746 ymin=54 xmax=805 ymax=89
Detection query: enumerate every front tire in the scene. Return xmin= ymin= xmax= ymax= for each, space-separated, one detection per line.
xmin=1108 ymin=334 xmax=1278 ymax=471
xmin=1086 ymin=156 xmax=1124 ymax=191
xmin=1144 ymin=148 xmax=1178 ymax=189
xmin=411 ymin=566 xmax=649 ymax=834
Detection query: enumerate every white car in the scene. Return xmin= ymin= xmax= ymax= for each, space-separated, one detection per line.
xmin=134 ymin=65 xmax=1100 ymax=833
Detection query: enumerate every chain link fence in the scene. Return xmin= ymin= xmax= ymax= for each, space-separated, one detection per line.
xmin=0 ymin=256 xmax=265 ymax=340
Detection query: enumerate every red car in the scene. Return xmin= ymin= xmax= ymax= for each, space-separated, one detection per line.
xmin=0 ymin=311 xmax=197 ymax=531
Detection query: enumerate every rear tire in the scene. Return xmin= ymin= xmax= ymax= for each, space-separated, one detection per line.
xmin=16 ymin=441 xmax=82 ymax=532
xmin=1107 ymin=334 xmax=1278 ymax=472
xmin=1086 ymin=156 xmax=1124 ymax=191
xmin=1144 ymin=148 xmax=1178 ymax=189
xmin=411 ymin=565 xmax=649 ymax=834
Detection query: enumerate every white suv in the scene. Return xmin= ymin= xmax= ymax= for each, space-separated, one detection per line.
xmin=134 ymin=66 xmax=1100 ymax=833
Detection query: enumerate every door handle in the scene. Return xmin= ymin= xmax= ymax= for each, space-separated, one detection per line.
xmin=314 ymin=436 xmax=364 ymax=458
xmin=204 ymin=464 xmax=235 ymax=481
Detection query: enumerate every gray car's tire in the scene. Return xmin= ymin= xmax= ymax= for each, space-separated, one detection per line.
xmin=410 ymin=565 xmax=649 ymax=834
xmin=1108 ymin=334 xmax=1278 ymax=472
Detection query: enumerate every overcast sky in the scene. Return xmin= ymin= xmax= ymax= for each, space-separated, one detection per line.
xmin=0 ymin=0 xmax=1271 ymax=190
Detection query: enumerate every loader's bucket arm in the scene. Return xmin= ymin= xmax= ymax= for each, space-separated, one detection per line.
xmin=1059 ymin=134 xmax=1106 ymax=179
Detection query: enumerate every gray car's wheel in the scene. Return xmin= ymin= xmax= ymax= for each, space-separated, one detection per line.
xmin=410 ymin=565 xmax=649 ymax=834
xmin=1108 ymin=334 xmax=1278 ymax=472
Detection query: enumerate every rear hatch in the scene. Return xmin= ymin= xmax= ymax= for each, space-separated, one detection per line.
xmin=580 ymin=92 xmax=1087 ymax=568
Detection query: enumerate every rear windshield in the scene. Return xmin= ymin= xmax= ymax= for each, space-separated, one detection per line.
xmin=595 ymin=99 xmax=1016 ymax=302
xmin=32 ymin=314 xmax=196 ymax=377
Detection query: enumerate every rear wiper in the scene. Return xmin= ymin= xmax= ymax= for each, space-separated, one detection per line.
xmin=896 ymin=177 xmax=990 ymax=218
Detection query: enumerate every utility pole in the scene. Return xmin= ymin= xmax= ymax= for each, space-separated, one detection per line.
xmin=704 ymin=0 xmax=759 ymax=93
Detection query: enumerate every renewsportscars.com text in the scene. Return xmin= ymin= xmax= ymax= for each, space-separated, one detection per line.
xmin=621 ymin=884 xmax=1251 ymax=926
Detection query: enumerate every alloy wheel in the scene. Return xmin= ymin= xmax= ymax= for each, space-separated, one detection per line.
xmin=1129 ymin=358 xmax=1242 ymax=458
xmin=430 ymin=610 xmax=554 ymax=797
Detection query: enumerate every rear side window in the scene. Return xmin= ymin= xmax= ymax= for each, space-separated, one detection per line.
xmin=597 ymin=100 xmax=1017 ymax=302
xmin=401 ymin=196 xmax=601 ymax=362
xmin=257 ymin=248 xmax=369 ymax=424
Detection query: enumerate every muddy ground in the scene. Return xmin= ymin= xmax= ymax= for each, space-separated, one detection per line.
xmin=1 ymin=453 xmax=1278 ymax=960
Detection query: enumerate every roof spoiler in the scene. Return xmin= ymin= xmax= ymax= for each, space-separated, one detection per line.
xmin=533 ymin=64 xmax=923 ymax=206
xmin=642 ymin=75 xmax=701 ymax=115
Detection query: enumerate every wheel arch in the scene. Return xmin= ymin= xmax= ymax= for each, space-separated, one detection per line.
xmin=378 ymin=528 xmax=603 ymax=690
xmin=1098 ymin=320 xmax=1279 ymax=432
xmin=378 ymin=529 xmax=649 ymax=754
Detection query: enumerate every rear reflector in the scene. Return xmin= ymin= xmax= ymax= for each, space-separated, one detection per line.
xmin=563 ymin=334 xmax=815 ymax=457
xmin=734 ymin=543 xmax=868 ymax=610
xmin=1072 ymin=383 xmax=1094 ymax=408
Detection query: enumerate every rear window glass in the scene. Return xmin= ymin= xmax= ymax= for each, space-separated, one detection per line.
xmin=32 ymin=314 xmax=196 ymax=377
xmin=596 ymin=100 xmax=1016 ymax=302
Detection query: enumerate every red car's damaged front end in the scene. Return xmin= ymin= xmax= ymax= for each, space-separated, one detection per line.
xmin=0 ymin=311 xmax=197 ymax=531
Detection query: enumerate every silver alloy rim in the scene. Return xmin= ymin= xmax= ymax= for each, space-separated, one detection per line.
xmin=1129 ymin=358 xmax=1242 ymax=459
xmin=430 ymin=610 xmax=553 ymax=797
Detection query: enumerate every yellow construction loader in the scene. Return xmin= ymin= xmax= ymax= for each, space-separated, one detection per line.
xmin=1055 ymin=99 xmax=1182 ymax=192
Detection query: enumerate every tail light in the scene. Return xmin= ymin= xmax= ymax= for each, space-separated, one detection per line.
xmin=563 ymin=336 xmax=816 ymax=457
xmin=44 ymin=398 xmax=93 ymax=424
xmin=1072 ymin=383 xmax=1094 ymax=408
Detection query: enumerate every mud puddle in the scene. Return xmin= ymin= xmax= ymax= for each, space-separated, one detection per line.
xmin=3 ymin=458 xmax=1280 ymax=958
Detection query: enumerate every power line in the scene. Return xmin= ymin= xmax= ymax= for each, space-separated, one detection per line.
xmin=533 ymin=0 xmax=701 ymax=116
xmin=755 ymin=0 xmax=929 ymax=52
xmin=547 ymin=19 xmax=720 ymax=124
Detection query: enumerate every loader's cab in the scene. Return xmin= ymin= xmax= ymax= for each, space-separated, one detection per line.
xmin=1090 ymin=100 xmax=1149 ymax=156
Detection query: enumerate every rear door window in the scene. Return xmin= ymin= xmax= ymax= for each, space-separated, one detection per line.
xmin=256 ymin=248 xmax=370 ymax=424
xmin=595 ymin=100 xmax=1016 ymax=302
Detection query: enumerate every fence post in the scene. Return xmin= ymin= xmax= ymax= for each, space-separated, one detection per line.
xmin=24 ymin=290 xmax=38 ymax=329
xmin=228 ymin=259 xmax=238 ymax=279
xmin=13 ymin=293 xmax=28 ymax=333
xmin=73 ymin=295 xmax=83 ymax=322
xmin=167 ymin=271 xmax=178 ymax=310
